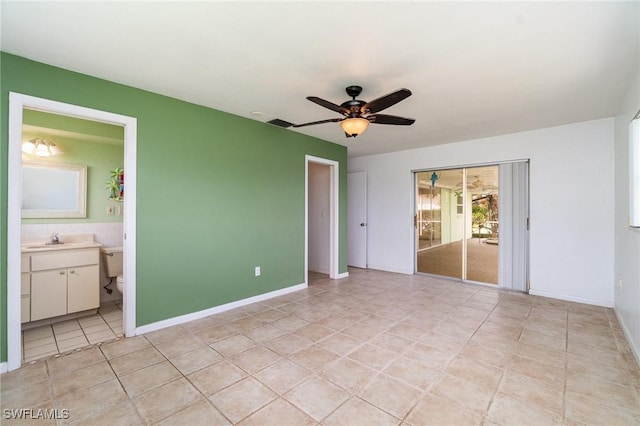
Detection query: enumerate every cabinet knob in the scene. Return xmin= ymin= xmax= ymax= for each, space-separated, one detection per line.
xmin=69 ymin=270 xmax=75 ymax=274
xmin=59 ymin=271 xmax=65 ymax=275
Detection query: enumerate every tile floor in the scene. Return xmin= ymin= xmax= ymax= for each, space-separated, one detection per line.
xmin=2 ymin=268 xmax=640 ymax=425
xmin=22 ymin=301 xmax=124 ymax=363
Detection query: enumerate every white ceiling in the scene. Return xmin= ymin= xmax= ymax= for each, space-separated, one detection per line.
xmin=2 ymin=1 xmax=638 ymax=158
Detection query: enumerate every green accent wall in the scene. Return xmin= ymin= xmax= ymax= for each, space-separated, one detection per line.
xmin=0 ymin=52 xmax=348 ymax=363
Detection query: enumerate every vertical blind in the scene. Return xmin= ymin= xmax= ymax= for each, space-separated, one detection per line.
xmin=498 ymin=161 xmax=529 ymax=291
xmin=630 ymin=116 xmax=640 ymax=227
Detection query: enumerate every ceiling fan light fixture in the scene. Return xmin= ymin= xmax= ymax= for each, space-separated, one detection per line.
xmin=340 ymin=117 xmax=369 ymax=137
xmin=293 ymin=86 xmax=414 ymax=137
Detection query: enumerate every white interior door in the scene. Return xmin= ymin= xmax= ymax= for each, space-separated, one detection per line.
xmin=348 ymin=172 xmax=367 ymax=268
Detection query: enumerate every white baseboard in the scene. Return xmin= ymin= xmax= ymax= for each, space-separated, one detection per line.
xmin=528 ymin=289 xmax=614 ymax=308
xmin=134 ymin=283 xmax=307 ymax=336
xmin=334 ymin=272 xmax=349 ymax=279
xmin=614 ymin=308 xmax=640 ymax=367
xmin=0 ymin=362 xmax=7 ymax=374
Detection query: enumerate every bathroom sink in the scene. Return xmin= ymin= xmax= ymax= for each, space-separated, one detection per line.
xmin=24 ymin=243 xmax=65 ymax=249
xmin=22 ymin=234 xmax=102 ymax=252
xmin=23 ymin=243 xmax=74 ymax=251
xmin=22 ymin=240 xmax=101 ymax=252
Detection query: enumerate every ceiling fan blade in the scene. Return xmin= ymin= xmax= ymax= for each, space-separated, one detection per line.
xmin=292 ymin=117 xmax=343 ymax=128
xmin=368 ymin=114 xmax=415 ymax=125
xmin=307 ymin=97 xmax=350 ymax=116
xmin=361 ymin=88 xmax=412 ymax=114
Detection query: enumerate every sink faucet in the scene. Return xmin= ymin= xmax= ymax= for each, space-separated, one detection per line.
xmin=50 ymin=233 xmax=60 ymax=244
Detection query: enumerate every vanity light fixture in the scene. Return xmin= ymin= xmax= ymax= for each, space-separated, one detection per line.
xmin=21 ymin=138 xmax=63 ymax=157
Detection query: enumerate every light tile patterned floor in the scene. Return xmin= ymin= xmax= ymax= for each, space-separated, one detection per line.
xmin=2 ymin=269 xmax=640 ymax=425
xmin=22 ymin=301 xmax=123 ymax=363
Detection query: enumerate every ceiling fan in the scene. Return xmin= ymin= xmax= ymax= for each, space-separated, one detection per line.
xmin=293 ymin=85 xmax=415 ymax=137
xmin=455 ymin=177 xmax=485 ymax=190
xmin=470 ymin=176 xmax=483 ymax=188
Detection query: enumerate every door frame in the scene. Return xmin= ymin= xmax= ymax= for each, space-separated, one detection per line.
xmin=305 ymin=155 xmax=345 ymax=283
xmin=6 ymin=93 xmax=137 ymax=371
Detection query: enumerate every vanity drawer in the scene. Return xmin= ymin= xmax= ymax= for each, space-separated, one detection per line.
xmin=31 ymin=248 xmax=99 ymax=271
xmin=21 ymin=256 xmax=30 ymax=273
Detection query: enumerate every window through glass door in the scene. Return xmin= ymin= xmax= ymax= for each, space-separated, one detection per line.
xmin=415 ymin=166 xmax=499 ymax=284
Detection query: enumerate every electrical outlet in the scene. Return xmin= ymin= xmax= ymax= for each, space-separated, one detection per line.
xmin=117 ymin=205 xmax=124 ymax=215
xmin=255 ymin=266 xmax=261 ymax=277
xmin=106 ymin=205 xmax=114 ymax=215
xmin=617 ymin=275 xmax=623 ymax=289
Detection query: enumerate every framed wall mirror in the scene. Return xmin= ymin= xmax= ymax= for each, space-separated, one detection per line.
xmin=22 ymin=161 xmax=87 ymax=218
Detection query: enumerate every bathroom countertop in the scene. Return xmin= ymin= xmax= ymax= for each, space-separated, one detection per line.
xmin=21 ymin=234 xmax=103 ymax=253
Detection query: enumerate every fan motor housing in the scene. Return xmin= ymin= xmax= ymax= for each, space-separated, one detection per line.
xmin=341 ymin=99 xmax=367 ymax=116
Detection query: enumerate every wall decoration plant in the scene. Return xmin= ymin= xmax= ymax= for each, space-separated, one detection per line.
xmin=106 ymin=167 xmax=124 ymax=201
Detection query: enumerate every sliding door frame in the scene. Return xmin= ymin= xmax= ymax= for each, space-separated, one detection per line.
xmin=412 ymin=159 xmax=529 ymax=288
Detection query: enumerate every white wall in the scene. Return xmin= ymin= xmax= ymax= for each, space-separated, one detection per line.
xmin=21 ymin=223 xmax=123 ymax=248
xmin=614 ymin=64 xmax=640 ymax=363
xmin=308 ymin=163 xmax=330 ymax=274
xmin=349 ymin=118 xmax=615 ymax=306
xmin=438 ymin=189 xmax=470 ymax=244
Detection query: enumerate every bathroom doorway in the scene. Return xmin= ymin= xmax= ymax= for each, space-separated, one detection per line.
xmin=6 ymin=93 xmax=137 ymax=371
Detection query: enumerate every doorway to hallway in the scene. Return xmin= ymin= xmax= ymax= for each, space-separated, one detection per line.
xmin=305 ymin=155 xmax=342 ymax=284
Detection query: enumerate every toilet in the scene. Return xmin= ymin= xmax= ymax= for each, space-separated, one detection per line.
xmin=101 ymin=247 xmax=124 ymax=294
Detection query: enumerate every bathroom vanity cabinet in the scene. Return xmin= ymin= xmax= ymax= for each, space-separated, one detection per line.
xmin=21 ymin=256 xmax=30 ymax=323
xmin=22 ymin=247 xmax=100 ymax=322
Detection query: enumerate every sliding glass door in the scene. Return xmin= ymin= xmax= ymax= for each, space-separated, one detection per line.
xmin=416 ymin=169 xmax=464 ymax=279
xmin=415 ymin=165 xmax=500 ymax=285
